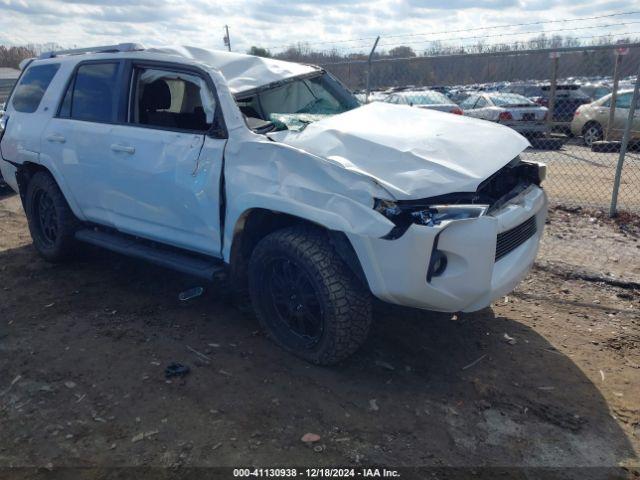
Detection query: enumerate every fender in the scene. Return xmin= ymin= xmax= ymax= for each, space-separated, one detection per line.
xmin=221 ymin=132 xmax=397 ymax=262
xmin=16 ymin=154 xmax=87 ymax=222
xmin=223 ymin=192 xmax=394 ymax=262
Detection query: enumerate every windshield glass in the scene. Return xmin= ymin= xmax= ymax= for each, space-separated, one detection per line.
xmin=399 ymin=91 xmax=451 ymax=105
xmin=237 ymin=73 xmax=359 ymax=131
xmin=491 ymin=93 xmax=534 ymax=107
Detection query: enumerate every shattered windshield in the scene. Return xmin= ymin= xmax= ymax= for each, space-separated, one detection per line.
xmin=237 ymin=73 xmax=359 ymax=131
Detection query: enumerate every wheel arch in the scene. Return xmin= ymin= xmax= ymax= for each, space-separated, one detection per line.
xmin=228 ymin=208 xmax=368 ymax=291
xmin=15 ymin=161 xmax=84 ymax=220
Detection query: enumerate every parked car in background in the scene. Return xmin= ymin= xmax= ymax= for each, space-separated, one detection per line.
xmin=571 ymin=89 xmax=640 ymax=147
xmin=384 ymin=90 xmax=463 ymax=114
xmin=505 ymin=83 xmax=590 ymax=133
xmin=579 ymin=83 xmax=612 ymax=102
xmin=460 ymin=92 xmax=548 ymax=137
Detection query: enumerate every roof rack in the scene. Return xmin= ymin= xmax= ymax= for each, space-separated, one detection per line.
xmin=38 ymin=43 xmax=145 ymax=60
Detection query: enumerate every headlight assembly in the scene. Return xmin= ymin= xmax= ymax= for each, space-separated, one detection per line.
xmin=411 ymin=204 xmax=489 ymax=226
xmin=375 ymin=199 xmax=489 ymax=239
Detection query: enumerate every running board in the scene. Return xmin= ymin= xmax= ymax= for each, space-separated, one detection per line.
xmin=75 ymin=229 xmax=225 ymax=280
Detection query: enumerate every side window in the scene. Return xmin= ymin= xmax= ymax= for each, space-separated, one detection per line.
xmin=131 ymin=67 xmax=215 ymax=132
xmin=59 ymin=62 xmax=119 ymax=122
xmin=11 ymin=63 xmax=60 ymax=113
xmin=475 ymin=97 xmax=489 ymax=108
xmin=615 ymin=93 xmax=631 ymax=109
xmin=460 ymin=96 xmax=477 ymax=109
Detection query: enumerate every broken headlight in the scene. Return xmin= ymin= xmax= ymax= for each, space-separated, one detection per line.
xmin=410 ymin=204 xmax=489 ymax=226
xmin=376 ymin=200 xmax=489 ymax=239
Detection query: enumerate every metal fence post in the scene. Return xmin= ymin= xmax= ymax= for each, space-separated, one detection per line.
xmin=606 ymin=52 xmax=623 ymax=141
xmin=546 ymin=52 xmax=559 ymax=136
xmin=365 ymin=36 xmax=380 ymax=104
xmin=609 ymin=61 xmax=640 ymax=217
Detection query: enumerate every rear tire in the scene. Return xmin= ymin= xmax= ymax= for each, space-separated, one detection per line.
xmin=25 ymin=171 xmax=78 ymax=262
xmin=248 ymin=225 xmax=372 ymax=365
xmin=582 ymin=122 xmax=603 ymax=147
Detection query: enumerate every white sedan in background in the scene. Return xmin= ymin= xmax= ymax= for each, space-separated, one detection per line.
xmin=460 ymin=92 xmax=548 ymax=137
xmin=384 ymin=90 xmax=463 ymax=115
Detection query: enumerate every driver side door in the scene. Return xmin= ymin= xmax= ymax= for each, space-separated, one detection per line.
xmin=106 ymin=62 xmax=227 ymax=256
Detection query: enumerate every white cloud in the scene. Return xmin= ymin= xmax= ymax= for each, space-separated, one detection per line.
xmin=0 ymin=0 xmax=636 ymax=53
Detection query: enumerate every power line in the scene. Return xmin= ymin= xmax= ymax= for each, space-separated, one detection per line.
xmin=315 ymin=34 xmax=640 ymax=66
xmin=353 ymin=20 xmax=640 ymax=52
xmin=265 ymin=10 xmax=640 ymax=51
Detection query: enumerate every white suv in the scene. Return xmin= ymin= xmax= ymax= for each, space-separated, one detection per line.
xmin=0 ymin=44 xmax=547 ymax=364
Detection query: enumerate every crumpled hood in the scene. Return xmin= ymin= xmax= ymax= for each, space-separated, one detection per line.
xmin=267 ymin=102 xmax=530 ymax=200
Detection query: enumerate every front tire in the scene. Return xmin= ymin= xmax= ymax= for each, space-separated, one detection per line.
xmin=25 ymin=171 xmax=78 ymax=262
xmin=248 ymin=225 xmax=372 ymax=365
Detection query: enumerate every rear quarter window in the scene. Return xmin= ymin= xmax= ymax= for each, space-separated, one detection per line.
xmin=11 ymin=64 xmax=60 ymax=113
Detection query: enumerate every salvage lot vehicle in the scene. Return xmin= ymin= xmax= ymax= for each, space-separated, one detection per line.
xmin=383 ymin=90 xmax=463 ymax=114
xmin=505 ymin=83 xmax=590 ymax=133
xmin=571 ymin=89 xmax=640 ymax=147
xmin=0 ymin=44 xmax=547 ymax=364
xmin=460 ymin=92 xmax=548 ymax=137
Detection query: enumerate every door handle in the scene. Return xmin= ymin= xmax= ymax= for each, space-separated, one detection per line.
xmin=110 ymin=144 xmax=135 ymax=154
xmin=46 ymin=134 xmax=66 ymax=143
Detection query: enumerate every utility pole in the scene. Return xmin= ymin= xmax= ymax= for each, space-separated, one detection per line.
xmin=224 ymin=25 xmax=231 ymax=52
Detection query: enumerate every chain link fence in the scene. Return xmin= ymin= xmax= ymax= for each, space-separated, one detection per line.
xmin=320 ymin=43 xmax=640 ymax=215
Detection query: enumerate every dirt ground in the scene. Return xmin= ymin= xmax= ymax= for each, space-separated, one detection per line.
xmin=0 ymin=188 xmax=639 ymax=477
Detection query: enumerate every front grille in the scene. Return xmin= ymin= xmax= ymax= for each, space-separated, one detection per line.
xmin=495 ymin=216 xmax=537 ymax=261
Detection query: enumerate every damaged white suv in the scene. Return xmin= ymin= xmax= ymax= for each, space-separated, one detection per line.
xmin=0 ymin=44 xmax=547 ymax=364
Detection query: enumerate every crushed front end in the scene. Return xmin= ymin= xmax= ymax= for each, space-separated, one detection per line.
xmin=347 ymin=159 xmax=548 ymax=312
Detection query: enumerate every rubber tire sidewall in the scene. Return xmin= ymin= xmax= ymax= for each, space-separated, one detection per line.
xmin=583 ymin=123 xmax=602 ymax=147
xmin=248 ymin=226 xmax=372 ymax=365
xmin=25 ymin=171 xmax=77 ymax=262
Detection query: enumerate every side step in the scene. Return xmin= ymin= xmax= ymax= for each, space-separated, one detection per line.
xmin=75 ymin=229 xmax=225 ymax=280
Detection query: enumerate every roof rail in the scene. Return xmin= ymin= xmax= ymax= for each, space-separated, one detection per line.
xmin=38 ymin=43 xmax=145 ymax=60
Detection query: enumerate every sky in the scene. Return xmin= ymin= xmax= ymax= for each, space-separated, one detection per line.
xmin=0 ymin=0 xmax=638 ymax=55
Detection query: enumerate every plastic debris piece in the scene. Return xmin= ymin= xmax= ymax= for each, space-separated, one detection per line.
xmin=179 ymin=286 xmax=204 ymax=301
xmin=164 ymin=362 xmax=190 ymax=379
xmin=462 ymin=354 xmax=487 ymax=371
xmin=301 ymin=433 xmax=321 ymax=443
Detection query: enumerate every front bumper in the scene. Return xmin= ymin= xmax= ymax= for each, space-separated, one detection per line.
xmin=348 ymin=185 xmax=548 ymax=312
xmin=503 ymin=122 xmax=548 ymax=134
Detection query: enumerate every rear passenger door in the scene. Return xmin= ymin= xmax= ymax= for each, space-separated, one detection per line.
xmin=106 ymin=63 xmax=227 ymax=256
xmin=42 ymin=61 xmax=123 ymax=221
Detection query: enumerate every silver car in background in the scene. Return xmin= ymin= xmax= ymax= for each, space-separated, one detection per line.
xmin=460 ymin=92 xmax=548 ymax=137
xmin=384 ymin=90 xmax=463 ymax=115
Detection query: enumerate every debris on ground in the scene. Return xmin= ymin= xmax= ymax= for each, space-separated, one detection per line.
xmin=374 ymin=360 xmax=395 ymax=371
xmin=369 ymin=399 xmax=379 ymax=412
xmin=503 ymin=333 xmax=517 ymax=345
xmin=131 ymin=430 xmax=159 ymax=443
xmin=462 ymin=354 xmax=487 ymax=371
xmin=186 ymin=345 xmax=211 ymax=362
xmin=179 ymin=286 xmax=204 ymax=301
xmin=164 ymin=362 xmax=190 ymax=379
xmin=301 ymin=433 xmax=321 ymax=443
